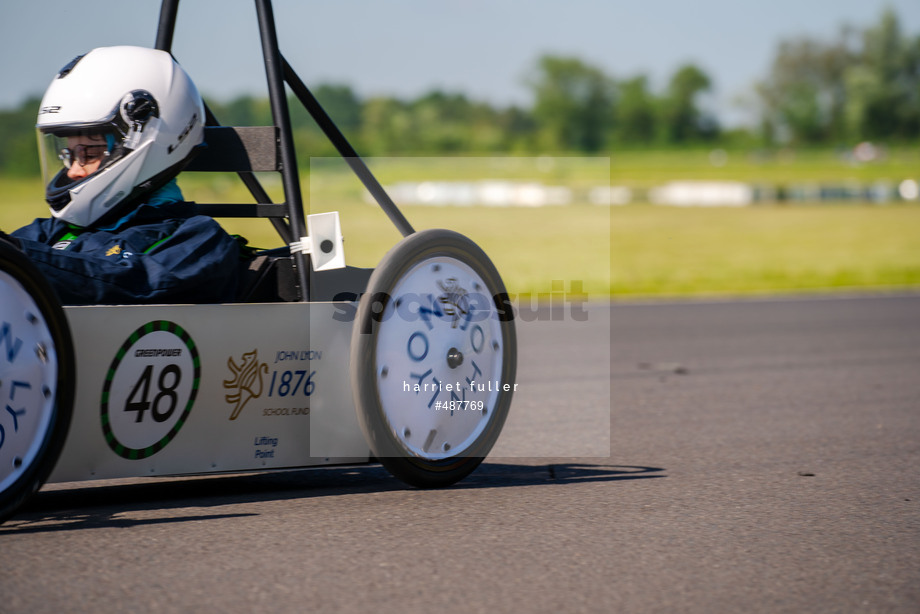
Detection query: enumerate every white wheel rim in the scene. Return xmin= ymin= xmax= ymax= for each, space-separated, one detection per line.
xmin=0 ymin=271 xmax=59 ymax=492
xmin=374 ymin=257 xmax=505 ymax=460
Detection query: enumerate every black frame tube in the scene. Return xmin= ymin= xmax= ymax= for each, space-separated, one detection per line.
xmin=255 ymin=0 xmax=310 ymax=295
xmin=154 ymin=0 xmax=180 ymax=52
xmin=281 ymin=57 xmax=414 ymax=238
xmin=155 ymin=0 xmax=416 ymax=297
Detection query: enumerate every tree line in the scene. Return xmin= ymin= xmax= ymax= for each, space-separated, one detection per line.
xmin=757 ymin=9 xmax=920 ymax=145
xmin=0 ymin=8 xmax=916 ymax=176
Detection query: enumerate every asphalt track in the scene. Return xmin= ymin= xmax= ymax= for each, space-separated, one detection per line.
xmin=1 ymin=295 xmax=918 ymax=613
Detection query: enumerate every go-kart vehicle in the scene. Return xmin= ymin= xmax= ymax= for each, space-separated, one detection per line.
xmin=0 ymin=0 xmax=516 ymax=524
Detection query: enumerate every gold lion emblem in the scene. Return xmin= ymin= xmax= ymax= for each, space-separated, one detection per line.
xmin=224 ymin=349 xmax=268 ymax=420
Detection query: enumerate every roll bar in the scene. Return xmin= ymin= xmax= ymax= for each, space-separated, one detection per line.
xmin=154 ymin=0 xmax=415 ymax=295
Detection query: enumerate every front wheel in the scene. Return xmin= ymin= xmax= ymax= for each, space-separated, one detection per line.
xmin=0 ymin=240 xmax=75 ymax=523
xmin=350 ymin=229 xmax=516 ymax=488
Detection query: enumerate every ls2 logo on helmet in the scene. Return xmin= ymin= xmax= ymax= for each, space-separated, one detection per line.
xmin=167 ymin=112 xmax=198 ymax=154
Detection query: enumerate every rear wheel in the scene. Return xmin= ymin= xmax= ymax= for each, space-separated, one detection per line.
xmin=0 ymin=240 xmax=74 ymax=523
xmin=351 ymin=229 xmax=516 ymax=488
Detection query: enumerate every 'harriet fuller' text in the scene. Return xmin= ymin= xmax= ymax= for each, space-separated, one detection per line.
xmin=403 ymin=380 xmax=518 ymax=393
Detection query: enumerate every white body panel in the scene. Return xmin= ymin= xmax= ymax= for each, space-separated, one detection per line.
xmin=48 ymin=302 xmax=369 ymax=483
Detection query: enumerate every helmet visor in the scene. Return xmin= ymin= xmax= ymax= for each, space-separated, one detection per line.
xmin=37 ymin=129 xmax=117 ymax=189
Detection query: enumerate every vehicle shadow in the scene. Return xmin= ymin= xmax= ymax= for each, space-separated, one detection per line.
xmin=1 ymin=462 xmax=664 ymax=534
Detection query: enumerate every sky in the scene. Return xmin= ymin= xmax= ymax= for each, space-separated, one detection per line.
xmin=2 ymin=0 xmax=919 ymax=127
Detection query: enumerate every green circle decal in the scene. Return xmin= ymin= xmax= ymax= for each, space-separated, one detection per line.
xmin=100 ymin=321 xmax=200 ymax=460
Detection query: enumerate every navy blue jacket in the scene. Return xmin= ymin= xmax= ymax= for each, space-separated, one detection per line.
xmin=12 ymin=181 xmax=240 ymax=305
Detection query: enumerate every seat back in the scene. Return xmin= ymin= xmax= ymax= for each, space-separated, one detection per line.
xmin=185 ymin=126 xmax=288 ymax=219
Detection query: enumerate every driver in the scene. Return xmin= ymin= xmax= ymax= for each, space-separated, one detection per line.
xmin=0 ymin=46 xmax=241 ymax=305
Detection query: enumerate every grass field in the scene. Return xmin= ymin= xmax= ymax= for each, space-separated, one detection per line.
xmin=2 ymin=149 xmax=919 ymax=300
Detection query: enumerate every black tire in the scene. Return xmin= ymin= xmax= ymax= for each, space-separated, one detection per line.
xmin=0 ymin=240 xmax=75 ymax=524
xmin=350 ymin=229 xmax=516 ymax=488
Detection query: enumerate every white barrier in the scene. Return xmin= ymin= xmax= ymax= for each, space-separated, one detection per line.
xmin=370 ymin=179 xmax=918 ymax=207
xmin=648 ymin=181 xmax=754 ymax=207
xmin=375 ymin=181 xmax=573 ymax=207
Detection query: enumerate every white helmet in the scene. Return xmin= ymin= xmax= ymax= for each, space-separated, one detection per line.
xmin=36 ymin=46 xmax=205 ymax=228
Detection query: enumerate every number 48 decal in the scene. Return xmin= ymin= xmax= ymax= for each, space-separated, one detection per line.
xmin=101 ymin=321 xmax=200 ymax=460
xmin=125 ymin=363 xmax=182 ymax=423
